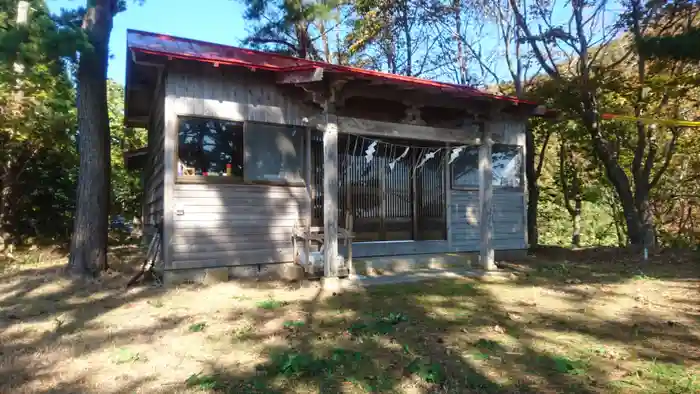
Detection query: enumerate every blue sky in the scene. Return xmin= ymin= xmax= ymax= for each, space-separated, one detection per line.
xmin=47 ymin=0 xmax=249 ymax=84
xmin=45 ymin=0 xmax=623 ymax=87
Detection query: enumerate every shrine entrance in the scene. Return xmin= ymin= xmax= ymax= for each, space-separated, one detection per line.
xmin=311 ymin=133 xmax=447 ymax=242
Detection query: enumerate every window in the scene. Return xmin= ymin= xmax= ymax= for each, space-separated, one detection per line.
xmin=492 ymin=144 xmax=522 ymax=188
xmin=451 ymin=144 xmax=522 ymax=189
xmin=177 ymin=117 xmax=244 ymax=179
xmin=176 ymin=116 xmax=305 ymax=186
xmin=451 ymin=146 xmax=479 ymax=188
xmin=244 ymin=122 xmax=304 ymax=184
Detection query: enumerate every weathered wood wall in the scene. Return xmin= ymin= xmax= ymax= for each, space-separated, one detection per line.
xmin=159 ymin=63 xmax=527 ymax=269
xmin=143 ymin=76 xmax=165 ymax=245
xmin=165 ymin=64 xmax=315 ymax=270
xmin=449 ymin=121 xmax=527 ymax=252
xmin=171 ymin=184 xmax=308 ymax=269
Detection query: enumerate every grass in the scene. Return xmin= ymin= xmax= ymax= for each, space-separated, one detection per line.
xmin=1 ymin=246 xmax=699 ymax=393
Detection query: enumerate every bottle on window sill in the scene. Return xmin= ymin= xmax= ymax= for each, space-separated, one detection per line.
xmin=226 ymin=163 xmax=232 ymax=176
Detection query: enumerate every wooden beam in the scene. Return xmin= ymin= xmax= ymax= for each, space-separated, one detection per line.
xmin=479 ymin=121 xmax=496 ymax=270
xmin=323 ymin=101 xmax=339 ymax=278
xmin=339 ymin=116 xmax=479 ymax=144
xmin=276 ymin=67 xmax=324 ymax=84
xmin=337 ymin=81 xmax=495 ymax=113
xmin=305 ymin=115 xmax=480 ymax=144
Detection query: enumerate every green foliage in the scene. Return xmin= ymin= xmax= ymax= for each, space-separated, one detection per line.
xmin=256 ymin=298 xmax=287 ymax=310
xmin=346 ymin=311 xmax=408 ymax=337
xmin=405 ymin=357 xmax=445 ymax=384
xmin=238 ymin=0 xmax=342 ymax=59
xmin=113 ymin=347 xmax=143 ymax=364
xmin=185 ymin=373 xmax=226 ymax=390
xmin=107 ymin=80 xmax=146 ymax=219
xmin=0 ymin=1 xmax=144 ymax=246
xmin=283 ymin=320 xmax=305 ymax=328
xmin=188 ymin=322 xmax=207 ymax=332
xmin=638 ymin=28 xmax=700 ymax=62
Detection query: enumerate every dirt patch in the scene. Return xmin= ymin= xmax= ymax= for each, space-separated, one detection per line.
xmin=1 ymin=247 xmax=699 ymax=393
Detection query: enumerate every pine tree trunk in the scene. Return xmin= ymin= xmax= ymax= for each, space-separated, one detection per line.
xmin=67 ymin=1 xmax=115 ymax=277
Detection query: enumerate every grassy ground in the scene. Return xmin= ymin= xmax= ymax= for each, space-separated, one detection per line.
xmin=1 ymin=246 xmax=699 ymax=393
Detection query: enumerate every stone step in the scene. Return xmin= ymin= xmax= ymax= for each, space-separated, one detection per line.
xmin=340 ymin=268 xmax=515 ymax=288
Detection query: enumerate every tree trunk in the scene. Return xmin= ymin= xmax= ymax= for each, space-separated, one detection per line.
xmin=0 ymin=161 xmax=11 ymax=250
xmin=525 ymin=125 xmax=539 ymax=247
xmin=0 ymin=160 xmax=11 ymax=231
xmin=67 ymin=0 xmax=115 ymax=278
xmin=572 ymin=197 xmax=582 ymax=247
xmin=580 ymin=96 xmax=646 ymax=246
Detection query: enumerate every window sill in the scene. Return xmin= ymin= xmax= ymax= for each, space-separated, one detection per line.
xmin=176 ymin=176 xmax=305 ymax=187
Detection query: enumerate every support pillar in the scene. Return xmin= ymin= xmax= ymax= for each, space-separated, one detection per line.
xmin=323 ymin=102 xmax=339 ymax=277
xmin=479 ymin=122 xmax=496 ymax=270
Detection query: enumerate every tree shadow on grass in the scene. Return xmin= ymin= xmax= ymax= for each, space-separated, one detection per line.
xmin=0 ymin=246 xmax=172 ymax=393
xmin=2 ymin=246 xmax=699 ymax=393
xmin=183 ymin=256 xmax=700 ymax=394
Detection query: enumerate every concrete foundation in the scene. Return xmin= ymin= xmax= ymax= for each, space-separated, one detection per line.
xmin=163 ymin=262 xmax=305 ymax=286
xmin=351 ymin=250 xmax=526 ymax=277
xmin=161 ymin=250 xmax=527 ymax=286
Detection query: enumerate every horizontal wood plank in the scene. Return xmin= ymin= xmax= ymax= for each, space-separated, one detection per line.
xmin=174 ymin=213 xmax=300 ymax=222
xmin=173 ymin=232 xmax=292 ymax=245
xmin=174 ymin=226 xmax=293 ymax=237
xmin=174 ymin=204 xmax=304 ymax=215
xmin=173 ymin=248 xmax=294 ymax=265
xmin=173 ymin=240 xmax=292 ymax=254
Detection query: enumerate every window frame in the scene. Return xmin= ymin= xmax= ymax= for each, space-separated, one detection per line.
xmin=450 ymin=143 xmax=524 ymax=191
xmin=174 ymin=115 xmax=306 ymax=187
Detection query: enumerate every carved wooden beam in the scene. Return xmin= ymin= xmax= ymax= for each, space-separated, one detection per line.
xmin=276 ymin=67 xmax=324 ymax=84
xmin=336 ymin=80 xmax=495 ymax=113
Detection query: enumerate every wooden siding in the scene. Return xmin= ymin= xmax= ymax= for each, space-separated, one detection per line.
xmin=171 ymin=184 xmax=309 ymax=269
xmin=449 ymin=119 xmax=527 ymax=252
xmin=449 ymin=189 xmax=526 ymax=251
xmin=143 ymin=78 xmax=165 ymax=243
xmin=164 ymin=66 xmax=316 ymax=270
xmin=166 ymin=64 xmax=317 ymax=126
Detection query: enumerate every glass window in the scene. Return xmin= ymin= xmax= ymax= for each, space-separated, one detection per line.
xmin=451 ymin=144 xmax=522 ymax=189
xmin=492 ymin=144 xmax=522 ymax=188
xmin=177 ymin=117 xmax=244 ymax=179
xmin=244 ymin=122 xmax=304 ymax=184
xmin=451 ymin=145 xmax=480 ymax=188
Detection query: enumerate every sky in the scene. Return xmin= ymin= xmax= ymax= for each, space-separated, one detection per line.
xmin=47 ymin=0 xmax=249 ymax=85
xmin=44 ymin=0 xmax=624 ymax=87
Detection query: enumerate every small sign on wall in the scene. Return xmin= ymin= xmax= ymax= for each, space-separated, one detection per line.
xmin=175 ymin=203 xmax=185 ymax=216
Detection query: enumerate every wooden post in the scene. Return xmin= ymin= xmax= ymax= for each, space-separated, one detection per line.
xmin=479 ymin=122 xmax=496 ymax=270
xmin=162 ymin=89 xmax=175 ymax=275
xmin=444 ymin=143 xmax=452 ymax=250
xmin=304 ymin=126 xmax=311 ymax=269
xmin=323 ymin=101 xmax=339 ymax=278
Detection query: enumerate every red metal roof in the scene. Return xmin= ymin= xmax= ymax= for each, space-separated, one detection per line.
xmin=126 ymin=29 xmax=536 ymax=106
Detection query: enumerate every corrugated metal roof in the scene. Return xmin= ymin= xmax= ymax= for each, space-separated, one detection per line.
xmin=126 ymin=29 xmax=537 ymax=106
